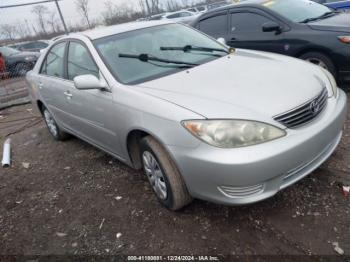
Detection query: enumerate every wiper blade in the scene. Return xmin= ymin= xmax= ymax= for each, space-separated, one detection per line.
xmin=118 ymin=53 xmax=198 ymax=67
xmin=160 ymin=45 xmax=229 ymax=54
xmin=300 ymin=10 xmax=339 ymax=23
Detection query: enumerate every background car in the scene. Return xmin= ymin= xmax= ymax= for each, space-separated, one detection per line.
xmin=0 ymin=46 xmax=39 ymax=77
xmin=313 ymin=0 xmax=350 ymax=11
xmin=207 ymin=0 xmax=232 ymax=10
xmin=161 ymin=10 xmax=200 ymax=24
xmin=148 ymin=13 xmax=167 ymax=21
xmin=191 ymin=0 xmax=350 ymax=83
xmin=12 ymin=40 xmax=49 ymax=53
xmin=187 ymin=5 xmax=208 ymax=13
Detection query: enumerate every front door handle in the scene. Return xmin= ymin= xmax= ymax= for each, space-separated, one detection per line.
xmin=64 ymin=91 xmax=73 ymax=99
xmin=38 ymin=82 xmax=44 ymax=89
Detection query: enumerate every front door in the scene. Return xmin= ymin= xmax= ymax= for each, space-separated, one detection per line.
xmin=228 ymin=11 xmax=287 ymax=54
xmin=61 ymin=41 xmax=121 ymax=155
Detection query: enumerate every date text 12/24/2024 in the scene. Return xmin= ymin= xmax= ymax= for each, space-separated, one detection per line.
xmin=127 ymin=256 xmax=220 ymax=261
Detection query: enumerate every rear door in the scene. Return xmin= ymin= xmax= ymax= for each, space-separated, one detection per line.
xmin=228 ymin=9 xmax=287 ymax=54
xmin=39 ymin=41 xmax=71 ymax=128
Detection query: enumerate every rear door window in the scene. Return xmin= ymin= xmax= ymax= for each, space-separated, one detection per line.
xmin=40 ymin=41 xmax=66 ymax=78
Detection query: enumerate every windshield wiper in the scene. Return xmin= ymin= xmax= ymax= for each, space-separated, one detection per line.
xmin=118 ymin=53 xmax=198 ymax=67
xmin=160 ymin=45 xmax=229 ymax=54
xmin=300 ymin=10 xmax=339 ymax=23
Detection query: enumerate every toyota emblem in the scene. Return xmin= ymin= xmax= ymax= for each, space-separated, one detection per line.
xmin=310 ymin=100 xmax=321 ymax=115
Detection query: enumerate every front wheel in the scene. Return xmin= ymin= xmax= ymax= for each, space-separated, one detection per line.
xmin=140 ymin=136 xmax=192 ymax=210
xmin=42 ymin=106 xmax=70 ymax=141
xmin=299 ymin=52 xmax=336 ymax=78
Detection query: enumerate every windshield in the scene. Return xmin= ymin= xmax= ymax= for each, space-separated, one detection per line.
xmin=262 ymin=0 xmax=332 ymax=23
xmin=0 ymin=46 xmax=20 ymax=56
xmin=94 ymin=24 xmax=228 ymax=85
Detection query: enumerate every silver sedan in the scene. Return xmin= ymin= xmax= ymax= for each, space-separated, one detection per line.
xmin=26 ymin=21 xmax=347 ymax=210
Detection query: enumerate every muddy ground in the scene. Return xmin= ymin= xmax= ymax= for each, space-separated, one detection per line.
xmin=0 ymin=93 xmax=349 ymax=257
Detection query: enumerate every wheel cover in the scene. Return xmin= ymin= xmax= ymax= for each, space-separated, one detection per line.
xmin=142 ymin=151 xmax=168 ymax=200
xmin=44 ymin=110 xmax=58 ymax=137
xmin=305 ymin=58 xmax=328 ymax=70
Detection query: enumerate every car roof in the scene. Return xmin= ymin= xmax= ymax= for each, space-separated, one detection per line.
xmin=70 ymin=20 xmax=173 ymax=41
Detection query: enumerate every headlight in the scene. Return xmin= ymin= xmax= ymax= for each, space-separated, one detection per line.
xmin=182 ymin=120 xmax=286 ymax=148
xmin=321 ymin=68 xmax=337 ymax=97
xmin=338 ymin=36 xmax=350 ymax=44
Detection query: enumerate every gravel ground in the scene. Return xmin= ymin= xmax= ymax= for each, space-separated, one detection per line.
xmin=0 ymin=93 xmax=349 ymax=257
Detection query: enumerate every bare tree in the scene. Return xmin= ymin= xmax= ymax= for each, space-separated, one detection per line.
xmin=31 ymin=5 xmax=49 ymax=35
xmin=16 ymin=21 xmax=28 ymax=39
xmin=166 ymin=0 xmax=181 ymax=11
xmin=75 ymin=0 xmax=91 ymax=29
xmin=0 ymin=24 xmax=18 ymax=40
xmin=102 ymin=1 xmax=143 ymax=26
xmin=24 ymin=19 xmax=33 ymax=36
xmin=47 ymin=11 xmax=60 ymax=33
xmin=138 ymin=0 xmax=148 ymax=16
xmin=149 ymin=0 xmax=161 ymax=14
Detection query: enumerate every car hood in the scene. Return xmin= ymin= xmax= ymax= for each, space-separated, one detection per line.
xmin=308 ymin=13 xmax=350 ymax=33
xmin=135 ymin=49 xmax=328 ymax=122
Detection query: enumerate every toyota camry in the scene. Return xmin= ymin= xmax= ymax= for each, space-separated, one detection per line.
xmin=26 ymin=21 xmax=347 ymax=210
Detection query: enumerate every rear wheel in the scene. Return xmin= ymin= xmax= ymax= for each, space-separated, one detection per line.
xmin=140 ymin=136 xmax=192 ymax=210
xmin=299 ymin=52 xmax=336 ymax=77
xmin=42 ymin=106 xmax=70 ymax=141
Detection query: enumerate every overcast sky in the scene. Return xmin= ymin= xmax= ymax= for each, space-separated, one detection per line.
xmin=0 ymin=0 xmax=148 ymax=28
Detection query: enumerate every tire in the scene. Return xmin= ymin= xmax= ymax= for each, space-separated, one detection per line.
xmin=140 ymin=136 xmax=192 ymax=210
xmin=299 ymin=52 xmax=336 ymax=78
xmin=42 ymin=106 xmax=70 ymax=141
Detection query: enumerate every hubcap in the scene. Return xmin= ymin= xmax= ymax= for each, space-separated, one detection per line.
xmin=305 ymin=58 xmax=328 ymax=70
xmin=44 ymin=110 xmax=58 ymax=137
xmin=142 ymin=151 xmax=168 ymax=200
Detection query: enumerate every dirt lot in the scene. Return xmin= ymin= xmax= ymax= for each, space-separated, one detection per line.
xmin=0 ymin=92 xmax=349 ymax=257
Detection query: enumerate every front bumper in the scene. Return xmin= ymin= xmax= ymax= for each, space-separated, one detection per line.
xmin=167 ymin=89 xmax=347 ymax=205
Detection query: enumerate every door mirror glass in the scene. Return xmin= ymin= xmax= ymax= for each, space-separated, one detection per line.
xmin=74 ymin=74 xmax=107 ymax=90
xmin=262 ymin=22 xmax=282 ymax=33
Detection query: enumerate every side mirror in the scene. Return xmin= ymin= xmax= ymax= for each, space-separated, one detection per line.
xmin=73 ymin=74 xmax=108 ymax=91
xmin=217 ymin=37 xmax=227 ymax=45
xmin=262 ymin=22 xmax=282 ymax=34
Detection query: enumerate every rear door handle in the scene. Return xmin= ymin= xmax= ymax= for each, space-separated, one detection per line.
xmin=38 ymin=82 xmax=44 ymax=89
xmin=64 ymin=91 xmax=73 ymax=99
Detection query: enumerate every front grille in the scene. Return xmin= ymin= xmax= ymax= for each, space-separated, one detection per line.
xmin=274 ymin=88 xmax=328 ymax=128
xmin=218 ymin=184 xmax=264 ymax=198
